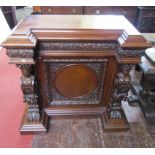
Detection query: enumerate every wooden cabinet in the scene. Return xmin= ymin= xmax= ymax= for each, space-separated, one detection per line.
xmin=1 ymin=6 xmax=17 ymax=29
xmin=33 ymin=6 xmax=155 ymax=32
xmin=136 ymin=7 xmax=155 ymax=32
xmin=131 ymin=54 xmax=155 ymax=124
xmin=84 ymin=6 xmax=137 ymax=24
xmin=1 ymin=15 xmax=150 ymax=133
xmin=33 ymin=6 xmax=136 ymax=24
xmin=37 ymin=6 xmax=83 ymax=14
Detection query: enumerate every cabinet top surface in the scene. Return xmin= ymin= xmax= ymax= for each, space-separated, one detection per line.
xmin=13 ymin=15 xmax=140 ymax=35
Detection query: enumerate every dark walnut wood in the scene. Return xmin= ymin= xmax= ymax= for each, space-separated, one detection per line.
xmin=33 ymin=6 xmax=136 ymax=25
xmin=130 ymin=54 xmax=155 ymax=124
xmin=1 ymin=15 xmax=151 ymax=133
xmin=54 ymin=64 xmax=98 ymax=98
xmin=40 ymin=6 xmax=83 ymax=14
xmin=84 ymin=6 xmax=137 ymax=25
xmin=136 ymin=7 xmax=155 ymax=33
xmin=33 ymin=6 xmax=155 ymax=33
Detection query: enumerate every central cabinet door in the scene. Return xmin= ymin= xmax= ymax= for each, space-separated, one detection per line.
xmin=40 ymin=58 xmax=108 ymax=106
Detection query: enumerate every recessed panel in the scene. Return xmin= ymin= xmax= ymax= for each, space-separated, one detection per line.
xmin=45 ymin=59 xmax=108 ymax=105
xmin=54 ymin=64 xmax=98 ymax=98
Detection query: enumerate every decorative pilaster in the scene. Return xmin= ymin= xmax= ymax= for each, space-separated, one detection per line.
xmin=108 ymin=64 xmax=132 ymax=120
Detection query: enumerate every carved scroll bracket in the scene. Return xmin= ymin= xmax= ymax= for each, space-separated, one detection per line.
xmin=16 ymin=63 xmax=40 ymax=122
xmin=108 ymin=64 xmax=134 ymax=120
xmin=16 ymin=64 xmax=33 ymax=77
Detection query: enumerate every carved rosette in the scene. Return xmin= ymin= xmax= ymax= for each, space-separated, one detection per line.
xmin=108 ymin=64 xmax=133 ymax=120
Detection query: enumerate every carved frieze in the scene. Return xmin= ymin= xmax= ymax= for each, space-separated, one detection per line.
xmin=39 ymin=41 xmax=145 ymax=58
xmin=40 ymin=42 xmax=117 ymax=51
xmin=6 ymin=49 xmax=34 ymax=58
xmin=118 ymin=48 xmax=145 ymax=58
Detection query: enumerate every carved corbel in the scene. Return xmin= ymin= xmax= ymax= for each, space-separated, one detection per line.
xmin=108 ymin=64 xmax=133 ymax=120
xmin=16 ymin=64 xmax=34 ymax=77
xmin=17 ymin=64 xmax=40 ymax=122
xmin=14 ymin=54 xmax=40 ymax=122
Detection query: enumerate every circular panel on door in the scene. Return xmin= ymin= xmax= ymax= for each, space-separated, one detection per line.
xmin=54 ymin=64 xmax=98 ymax=98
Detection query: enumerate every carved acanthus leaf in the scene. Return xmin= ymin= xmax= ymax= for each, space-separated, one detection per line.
xmin=16 ymin=64 xmax=33 ymax=77
xmin=6 ymin=49 xmax=34 ymax=58
xmin=24 ymin=94 xmax=38 ymax=105
xmin=21 ymin=76 xmax=35 ymax=94
xmin=40 ymin=41 xmax=145 ymax=58
xmin=40 ymin=42 xmax=117 ymax=51
xmin=45 ymin=59 xmax=108 ymax=105
xmin=109 ymin=64 xmax=133 ymax=120
xmin=27 ymin=106 xmax=40 ymax=122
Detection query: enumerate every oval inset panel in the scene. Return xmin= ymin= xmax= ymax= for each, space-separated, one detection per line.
xmin=54 ymin=64 xmax=98 ymax=98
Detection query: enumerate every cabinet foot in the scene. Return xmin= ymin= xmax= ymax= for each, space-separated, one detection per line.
xmin=101 ymin=108 xmax=129 ymax=132
xmin=19 ymin=108 xmax=49 ymax=134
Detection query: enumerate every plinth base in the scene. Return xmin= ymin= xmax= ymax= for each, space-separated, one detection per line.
xmin=20 ymin=106 xmax=130 ymax=133
xmin=101 ymin=108 xmax=129 ymax=132
xmin=20 ymin=108 xmax=48 ymax=134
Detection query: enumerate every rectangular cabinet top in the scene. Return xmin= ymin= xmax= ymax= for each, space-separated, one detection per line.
xmin=13 ymin=15 xmax=140 ymax=35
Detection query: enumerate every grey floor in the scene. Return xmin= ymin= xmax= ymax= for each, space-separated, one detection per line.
xmin=32 ymin=102 xmax=155 ymax=148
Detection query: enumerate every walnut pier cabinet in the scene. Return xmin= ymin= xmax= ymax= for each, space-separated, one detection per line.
xmin=1 ymin=15 xmax=150 ymax=133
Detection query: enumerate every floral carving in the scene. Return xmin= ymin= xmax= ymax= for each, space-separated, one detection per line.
xmin=6 ymin=49 xmax=34 ymax=58
xmin=108 ymin=64 xmax=133 ymax=119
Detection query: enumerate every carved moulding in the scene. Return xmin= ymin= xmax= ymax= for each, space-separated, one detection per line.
xmin=108 ymin=64 xmax=134 ymax=120
xmin=39 ymin=41 xmax=145 ymax=58
xmin=6 ymin=49 xmax=34 ymax=58
xmin=45 ymin=59 xmax=107 ymax=105
xmin=40 ymin=42 xmax=117 ymax=51
xmin=117 ymin=47 xmax=145 ymax=58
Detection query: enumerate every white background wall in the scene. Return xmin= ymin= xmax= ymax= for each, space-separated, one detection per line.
xmin=0 ymin=8 xmax=11 ymax=45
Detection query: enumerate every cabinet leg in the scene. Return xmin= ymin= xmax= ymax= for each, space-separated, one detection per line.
xmin=19 ymin=106 xmax=48 ymax=134
xmin=101 ymin=64 xmax=133 ymax=131
xmin=101 ymin=107 xmax=129 ymax=132
xmin=16 ymin=64 xmax=49 ymax=133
